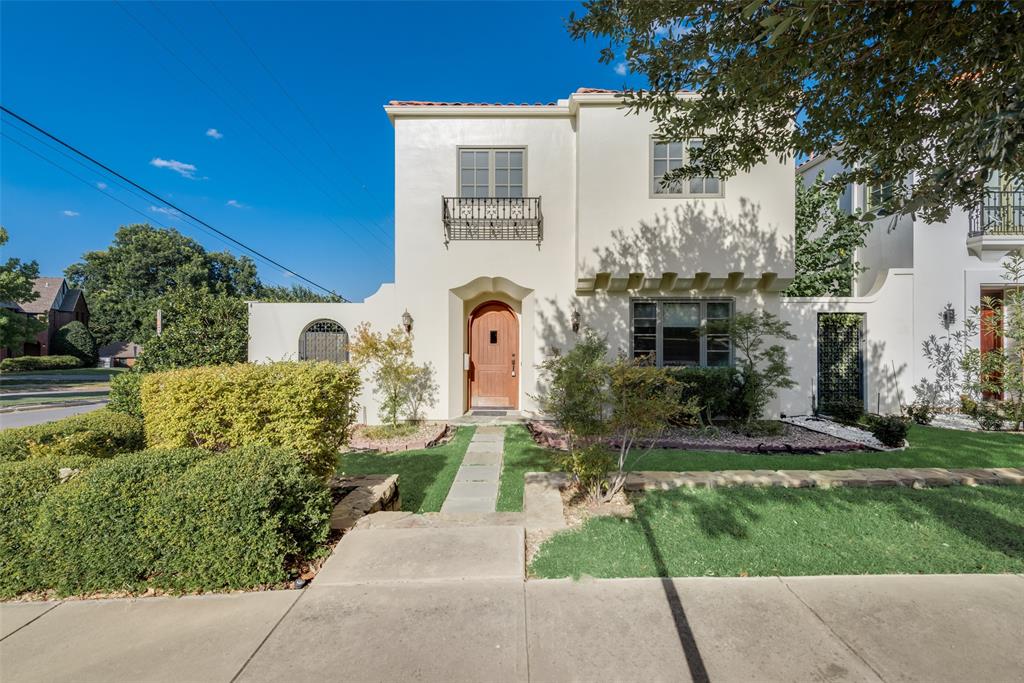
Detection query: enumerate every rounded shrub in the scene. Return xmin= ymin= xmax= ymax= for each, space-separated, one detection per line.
xmin=108 ymin=371 xmax=144 ymax=419
xmin=52 ymin=321 xmax=98 ymax=366
xmin=0 ymin=409 xmax=145 ymax=463
xmin=32 ymin=448 xmax=208 ymax=595
xmin=143 ymin=446 xmax=331 ymax=591
xmin=864 ymin=413 xmax=911 ymax=448
xmin=0 ymin=455 xmax=97 ymax=598
xmin=141 ymin=362 xmax=362 ymax=478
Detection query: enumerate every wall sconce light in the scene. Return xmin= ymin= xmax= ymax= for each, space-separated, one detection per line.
xmin=401 ymin=309 xmax=413 ymax=334
xmin=570 ymin=309 xmax=581 ymax=334
xmin=941 ymin=304 xmax=956 ymax=330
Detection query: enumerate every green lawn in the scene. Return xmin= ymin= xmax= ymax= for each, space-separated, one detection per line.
xmin=531 ymin=485 xmax=1024 ymax=579
xmin=497 ymin=425 xmax=1024 ymax=511
xmin=337 ymin=426 xmax=475 ymax=513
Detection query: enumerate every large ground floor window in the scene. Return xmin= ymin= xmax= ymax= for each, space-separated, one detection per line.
xmin=631 ymin=299 xmax=733 ymax=367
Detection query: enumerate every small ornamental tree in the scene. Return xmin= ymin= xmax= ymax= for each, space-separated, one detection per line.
xmin=728 ymin=311 xmax=797 ymax=423
xmin=785 ymin=173 xmax=870 ymax=297
xmin=349 ymin=323 xmax=437 ymax=427
xmin=53 ymin=321 xmax=98 ymax=366
xmin=535 ymin=330 xmax=609 ymax=454
xmin=0 ymin=227 xmax=46 ymax=350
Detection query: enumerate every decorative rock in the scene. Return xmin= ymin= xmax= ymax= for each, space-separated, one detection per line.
xmin=949 ymin=469 xmax=1002 ymax=486
xmin=990 ymin=468 xmax=1024 ymax=485
xmin=57 ymin=467 xmax=80 ymax=483
xmin=856 ymin=468 xmax=905 ymax=487
xmin=775 ymin=470 xmax=816 ymax=488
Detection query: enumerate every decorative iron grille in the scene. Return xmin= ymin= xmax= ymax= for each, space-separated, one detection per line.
xmin=298 ymin=319 xmax=348 ymax=363
xmin=969 ymin=189 xmax=1024 ymax=237
xmin=817 ymin=313 xmax=865 ymax=411
xmin=442 ymin=196 xmax=543 ymax=246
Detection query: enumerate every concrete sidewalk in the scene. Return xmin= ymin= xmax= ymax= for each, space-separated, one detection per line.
xmin=3 ymin=573 xmax=1022 ymax=682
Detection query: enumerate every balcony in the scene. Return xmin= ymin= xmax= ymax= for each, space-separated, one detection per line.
xmin=442 ymin=196 xmax=543 ymax=247
xmin=967 ymin=189 xmax=1024 ymax=258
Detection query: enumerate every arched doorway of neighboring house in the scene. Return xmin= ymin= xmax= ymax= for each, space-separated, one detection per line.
xmin=298 ymin=319 xmax=349 ymax=363
xmin=468 ymin=301 xmax=518 ymax=409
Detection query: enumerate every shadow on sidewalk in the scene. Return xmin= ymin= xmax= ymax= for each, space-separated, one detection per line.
xmin=638 ymin=511 xmax=710 ymax=683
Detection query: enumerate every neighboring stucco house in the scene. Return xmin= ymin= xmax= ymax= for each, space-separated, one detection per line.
xmin=1 ymin=277 xmax=90 ymax=359
xmin=249 ymin=88 xmax=1022 ymax=423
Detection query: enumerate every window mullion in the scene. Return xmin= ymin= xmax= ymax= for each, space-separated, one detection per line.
xmin=656 ymin=301 xmax=664 ymax=368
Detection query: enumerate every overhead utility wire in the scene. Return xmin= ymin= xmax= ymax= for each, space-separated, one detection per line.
xmin=210 ymin=0 xmax=395 ymax=228
xmin=116 ymin=0 xmax=392 ymax=258
xmin=1 ymin=106 xmax=345 ymax=300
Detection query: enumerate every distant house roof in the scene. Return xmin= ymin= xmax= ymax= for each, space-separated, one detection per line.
xmin=98 ymin=341 xmax=143 ymax=359
xmin=56 ymin=288 xmax=85 ymax=313
xmin=19 ymin=277 xmax=66 ymax=314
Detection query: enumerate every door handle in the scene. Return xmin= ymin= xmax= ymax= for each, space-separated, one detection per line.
xmin=511 ymin=352 xmax=516 ymax=378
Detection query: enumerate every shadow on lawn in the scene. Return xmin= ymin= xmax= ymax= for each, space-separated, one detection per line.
xmin=639 ymin=486 xmax=1024 ymax=561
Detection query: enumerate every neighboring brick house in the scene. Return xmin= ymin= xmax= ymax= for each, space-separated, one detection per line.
xmin=0 ymin=277 xmax=90 ymax=359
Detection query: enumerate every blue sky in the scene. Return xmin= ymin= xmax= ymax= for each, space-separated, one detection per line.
xmin=0 ymin=1 xmax=638 ymax=301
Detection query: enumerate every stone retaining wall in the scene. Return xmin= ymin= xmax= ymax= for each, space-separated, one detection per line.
xmin=328 ymin=474 xmax=401 ymax=532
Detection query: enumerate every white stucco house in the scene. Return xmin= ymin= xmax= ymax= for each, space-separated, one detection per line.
xmin=248 ymin=88 xmax=1022 ymax=424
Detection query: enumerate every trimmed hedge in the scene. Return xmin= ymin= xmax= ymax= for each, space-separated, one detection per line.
xmin=666 ymin=367 xmax=742 ymax=423
xmin=52 ymin=321 xmax=98 ymax=366
xmin=142 ymin=362 xmax=361 ymax=478
xmin=108 ymin=371 xmax=144 ymax=419
xmin=32 ymin=449 xmax=208 ymax=594
xmin=144 ymin=446 xmax=331 ymax=591
xmin=0 ymin=410 xmax=144 ymax=463
xmin=0 ymin=355 xmax=82 ymax=373
xmin=0 ymin=455 xmax=97 ymax=598
xmin=2 ymin=446 xmax=329 ymax=598
xmin=0 ymin=409 xmax=145 ymax=463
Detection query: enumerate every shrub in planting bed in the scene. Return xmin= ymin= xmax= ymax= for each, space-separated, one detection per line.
xmin=52 ymin=321 xmax=99 ymax=366
xmin=32 ymin=448 xmax=208 ymax=595
xmin=144 ymin=446 xmax=331 ymax=591
xmin=0 ymin=354 xmax=83 ymax=372
xmin=0 ymin=455 xmax=97 ymax=598
xmin=0 ymin=409 xmax=145 ymax=463
xmin=142 ymin=361 xmax=361 ymax=478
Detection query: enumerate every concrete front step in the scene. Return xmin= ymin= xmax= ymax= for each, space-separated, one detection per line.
xmin=314 ymin=526 xmax=525 ymax=585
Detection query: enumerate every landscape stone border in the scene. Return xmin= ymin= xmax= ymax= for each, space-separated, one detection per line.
xmin=624 ymin=467 xmax=1024 ymax=491
xmin=327 ymin=475 xmax=401 ymax=532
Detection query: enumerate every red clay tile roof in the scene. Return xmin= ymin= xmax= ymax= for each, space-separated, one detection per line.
xmin=387 ymin=100 xmax=557 ymax=107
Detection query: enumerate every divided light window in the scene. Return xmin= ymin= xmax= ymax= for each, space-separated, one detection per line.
xmin=652 ymin=139 xmax=721 ymax=197
xmin=631 ymin=299 xmax=733 ymax=368
xmin=459 ymin=148 xmax=525 ymax=198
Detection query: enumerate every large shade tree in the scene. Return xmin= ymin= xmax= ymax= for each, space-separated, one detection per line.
xmin=569 ymin=1 xmax=1024 ymax=221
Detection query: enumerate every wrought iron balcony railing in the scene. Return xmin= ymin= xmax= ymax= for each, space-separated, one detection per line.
xmin=442 ymin=196 xmax=543 ymax=246
xmin=969 ymin=189 xmax=1024 ymax=237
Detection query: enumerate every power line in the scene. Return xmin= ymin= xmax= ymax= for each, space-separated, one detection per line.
xmin=1 ymin=105 xmax=346 ymax=300
xmin=210 ymin=0 xmax=395 ymax=226
xmin=115 ymin=0 xmax=393 ymax=259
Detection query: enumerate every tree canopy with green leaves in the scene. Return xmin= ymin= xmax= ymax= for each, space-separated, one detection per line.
xmin=569 ymin=0 xmax=1023 ymax=222
xmin=0 ymin=227 xmax=46 ymax=350
xmin=785 ymin=173 xmax=870 ymax=297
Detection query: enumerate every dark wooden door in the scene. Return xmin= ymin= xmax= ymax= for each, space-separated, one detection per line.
xmin=469 ymin=302 xmax=518 ymax=408
xmin=981 ymin=291 xmax=1003 ymax=399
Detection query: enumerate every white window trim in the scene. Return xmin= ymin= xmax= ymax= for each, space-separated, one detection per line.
xmin=649 ymin=137 xmax=725 ymax=199
xmin=456 ymin=146 xmax=528 ymax=198
xmin=629 ymin=298 xmax=735 ymax=368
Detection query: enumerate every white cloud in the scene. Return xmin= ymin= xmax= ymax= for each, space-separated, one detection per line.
xmin=614 ymin=62 xmax=628 ymax=76
xmin=62 ymin=210 xmax=79 ymax=217
xmin=149 ymin=205 xmax=180 ymax=218
xmin=96 ymin=182 xmax=108 ymax=190
xmin=206 ymin=128 xmax=223 ymax=140
xmin=149 ymin=157 xmax=198 ymax=179
xmin=283 ymin=271 xmax=295 ymax=278
xmin=225 ymin=199 xmax=248 ymax=209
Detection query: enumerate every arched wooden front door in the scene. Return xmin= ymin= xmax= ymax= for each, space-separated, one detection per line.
xmin=468 ymin=301 xmax=518 ymax=409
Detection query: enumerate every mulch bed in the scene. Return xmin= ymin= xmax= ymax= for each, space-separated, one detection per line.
xmin=528 ymin=420 xmax=863 ymax=453
xmin=347 ymin=422 xmax=451 ymax=453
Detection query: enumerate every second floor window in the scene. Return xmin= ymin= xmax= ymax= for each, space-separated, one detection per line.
xmin=866 ymin=179 xmax=894 ymax=212
xmin=459 ymin=148 xmax=525 ymax=198
xmin=652 ymin=139 xmax=721 ymax=197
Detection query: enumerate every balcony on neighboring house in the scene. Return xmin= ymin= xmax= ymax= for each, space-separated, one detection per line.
xmin=442 ymin=196 xmax=543 ymax=247
xmin=967 ymin=189 xmax=1024 ymax=258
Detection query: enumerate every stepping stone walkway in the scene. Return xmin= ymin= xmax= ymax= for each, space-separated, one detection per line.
xmin=440 ymin=425 xmax=505 ymax=513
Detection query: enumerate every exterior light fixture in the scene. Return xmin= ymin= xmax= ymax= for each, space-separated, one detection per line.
xmin=941 ymin=304 xmax=956 ymax=330
xmin=401 ymin=310 xmax=414 ymax=334
xmin=570 ymin=309 xmax=581 ymax=334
